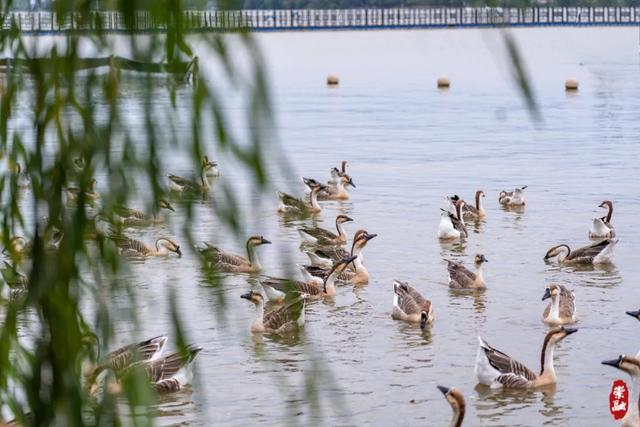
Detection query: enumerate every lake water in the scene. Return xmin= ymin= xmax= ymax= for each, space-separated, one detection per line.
xmin=7 ymin=26 xmax=640 ymax=426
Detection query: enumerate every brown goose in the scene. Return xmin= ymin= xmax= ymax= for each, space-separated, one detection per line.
xmin=475 ymin=326 xmax=577 ymax=389
xmin=111 ymin=236 xmax=182 ymax=258
xmin=437 ymin=385 xmax=465 ymax=427
xmin=241 ymin=291 xmax=306 ymax=334
xmin=449 ymin=190 xmax=486 ymax=221
xmin=277 ymin=179 xmax=326 ymax=215
xmin=542 ymin=284 xmax=576 ymax=325
xmin=446 ymin=254 xmax=487 ymax=289
xmin=261 ymin=255 xmax=357 ymax=301
xmin=391 ymin=280 xmax=434 ymax=329
xmin=544 ymin=239 xmax=617 ymax=265
xmin=602 ymin=355 xmax=640 ymax=427
xmin=198 ymin=235 xmax=271 ymax=273
xmin=589 ymin=200 xmax=615 ymax=239
xmin=167 ymin=159 xmax=212 ymax=193
xmin=298 ymin=214 xmax=354 ymax=246
xmin=113 ymin=199 xmax=175 ymax=226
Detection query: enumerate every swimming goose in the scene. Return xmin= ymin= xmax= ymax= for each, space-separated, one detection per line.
xmin=13 ymin=163 xmax=30 ymax=188
xmin=450 ymin=190 xmax=486 ymax=221
xmin=499 ymin=186 xmax=527 ymax=206
xmin=241 ymin=291 xmax=305 ymax=334
xmin=85 ymin=335 xmax=168 ymax=390
xmin=113 ymin=199 xmax=175 ymax=226
xmin=542 ymin=284 xmax=576 ymax=325
xmin=475 ymin=326 xmax=578 ymax=388
xmin=391 ymin=280 xmax=434 ymax=329
xmin=277 ymin=179 xmax=326 ymax=215
xmin=437 ymin=385 xmax=465 ymax=427
xmin=167 ymin=162 xmax=211 ymax=193
xmin=202 ymin=155 xmax=219 ymax=178
xmin=304 ymin=174 xmax=356 ymax=201
xmin=298 ymin=214 xmax=354 ymax=246
xmin=261 ymin=255 xmax=357 ymax=301
xmin=1 ymin=261 xmax=28 ymax=289
xmin=302 ymin=229 xmax=370 ymax=267
xmin=544 ymin=239 xmax=617 ymax=265
xmin=589 ymin=200 xmax=615 ymax=239
xmin=302 ymin=230 xmax=377 ymax=285
xmin=438 ymin=199 xmax=467 ymax=241
xmin=65 ymin=179 xmax=100 ymax=202
xmin=446 ymin=254 xmax=487 ymax=289
xmin=602 ymin=355 xmax=640 ymax=427
xmin=91 ymin=343 xmax=202 ymax=397
xmin=198 ymin=235 xmax=271 ymax=273
xmin=2 ymin=236 xmax=32 ymax=258
xmin=112 ymin=235 xmax=182 ymax=258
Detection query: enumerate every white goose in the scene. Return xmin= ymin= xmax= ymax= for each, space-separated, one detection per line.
xmin=541 ymin=284 xmax=576 ymax=325
xmin=589 ymin=200 xmax=615 ymax=239
xmin=475 ymin=326 xmax=577 ymax=389
xmin=438 ymin=199 xmax=467 ymax=241
xmin=499 ymin=186 xmax=527 ymax=206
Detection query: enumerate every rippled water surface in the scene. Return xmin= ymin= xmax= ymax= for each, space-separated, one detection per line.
xmin=8 ymin=27 xmax=640 ymax=426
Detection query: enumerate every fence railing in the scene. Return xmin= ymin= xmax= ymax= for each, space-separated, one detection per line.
xmin=5 ymin=7 xmax=640 ymax=33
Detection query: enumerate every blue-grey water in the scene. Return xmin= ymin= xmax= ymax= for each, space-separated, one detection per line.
xmin=3 ymin=27 xmax=640 ymax=426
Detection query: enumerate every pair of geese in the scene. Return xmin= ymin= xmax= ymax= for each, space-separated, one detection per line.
xmin=84 ymin=335 xmax=201 ymax=398
xmin=438 ymin=187 xmax=525 ymax=241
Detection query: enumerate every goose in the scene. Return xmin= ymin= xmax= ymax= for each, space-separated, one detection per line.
xmin=112 ymin=199 xmax=175 ymax=226
xmin=450 ymin=190 xmax=485 ymax=221
xmin=589 ymin=200 xmax=615 ymax=239
xmin=446 ymin=254 xmax=487 ymax=289
xmin=167 ymin=162 xmax=211 ymax=193
xmin=302 ymin=230 xmax=377 ymax=285
xmin=261 ymin=255 xmax=357 ymax=302
xmin=91 ymin=343 xmax=202 ymax=397
xmin=475 ymin=326 xmax=578 ymax=388
xmin=85 ymin=335 xmax=168 ymax=390
xmin=65 ymin=179 xmax=100 ymax=202
xmin=304 ymin=174 xmax=356 ymax=201
xmin=499 ymin=186 xmax=527 ymax=206
xmin=438 ymin=199 xmax=467 ymax=241
xmin=303 ymin=228 xmax=373 ymax=266
xmin=602 ymin=355 xmax=640 ymax=427
xmin=2 ymin=236 xmax=32 ymax=258
xmin=1 ymin=261 xmax=28 ymax=289
xmin=202 ymin=155 xmax=219 ymax=178
xmin=544 ymin=239 xmax=617 ymax=265
xmin=298 ymin=214 xmax=354 ymax=246
xmin=13 ymin=163 xmax=30 ymax=188
xmin=111 ymin=235 xmax=182 ymax=258
xmin=197 ymin=235 xmax=271 ymax=273
xmin=542 ymin=284 xmax=576 ymax=325
xmin=241 ymin=291 xmax=305 ymax=334
xmin=437 ymin=385 xmax=465 ymax=427
xmin=391 ymin=280 xmax=434 ymax=329
xmin=326 ymin=161 xmax=349 ymax=185
xmin=277 ymin=179 xmax=326 ymax=215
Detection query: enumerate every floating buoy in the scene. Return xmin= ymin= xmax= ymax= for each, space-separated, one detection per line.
xmin=327 ymin=75 xmax=339 ymax=86
xmin=437 ymin=76 xmax=450 ymax=88
xmin=565 ymin=77 xmax=579 ymax=91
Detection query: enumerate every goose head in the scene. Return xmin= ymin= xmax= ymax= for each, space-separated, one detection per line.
xmin=336 ymin=214 xmax=354 ymax=225
xmin=602 ymin=355 xmax=640 ymax=377
xmin=351 ymin=229 xmax=377 ymax=253
xmin=542 ymin=284 xmax=562 ymax=301
xmin=247 ymin=235 xmax=271 ymax=248
xmin=544 ymin=244 xmax=570 ymax=261
xmin=340 ymin=174 xmax=356 ymax=188
xmin=626 ymin=309 xmax=640 ymax=321
xmin=420 ymin=312 xmax=429 ymax=330
xmin=476 ymin=190 xmax=486 ymax=199
xmin=598 ymin=200 xmax=613 ymax=210
xmin=241 ymin=290 xmax=265 ymax=305
xmin=159 ymin=199 xmax=175 ymax=212
xmin=3 ymin=236 xmax=27 ymax=254
xmin=474 ymin=254 xmax=488 ymax=265
xmin=157 ymin=238 xmax=181 ymax=256
xmin=545 ymin=326 xmax=578 ymax=345
xmin=437 ymin=385 xmax=466 ymax=419
xmin=202 ymin=156 xmax=218 ymax=172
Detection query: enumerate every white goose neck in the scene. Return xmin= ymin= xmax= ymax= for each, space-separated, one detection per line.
xmin=541 ymin=342 xmax=556 ymax=379
xmin=625 ymin=377 xmax=640 ymax=423
xmin=550 ymin=296 xmax=560 ymax=319
xmin=475 ymin=263 xmax=484 ymax=282
xmin=310 ymin=190 xmax=321 ymax=210
xmin=336 ymin=221 xmax=346 ymax=239
xmin=251 ymin=300 xmax=265 ymax=331
xmin=247 ymin=245 xmax=261 ymax=269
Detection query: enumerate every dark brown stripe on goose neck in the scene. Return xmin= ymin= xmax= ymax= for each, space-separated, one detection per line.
xmin=605 ymin=201 xmax=613 ymax=223
xmin=455 ymin=400 xmax=466 ymax=427
xmin=475 ymin=191 xmax=482 ymax=211
xmin=539 ymin=331 xmax=556 ymax=376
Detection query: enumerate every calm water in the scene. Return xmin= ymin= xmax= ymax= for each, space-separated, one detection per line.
xmin=7 ymin=27 xmax=640 ymax=426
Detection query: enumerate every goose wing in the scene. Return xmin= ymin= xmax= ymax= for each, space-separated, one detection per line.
xmin=198 ymin=244 xmax=248 ymax=266
xmin=264 ymin=298 xmax=305 ymax=330
xmin=397 ymin=282 xmax=431 ymax=312
xmin=278 ymin=192 xmax=308 ymax=211
xmin=394 ymin=284 xmax=422 ymax=315
xmin=168 ymin=174 xmax=197 ymax=188
xmin=260 ymin=277 xmax=321 ymax=296
xmin=558 ymin=285 xmax=576 ymax=318
xmin=109 ymin=234 xmax=152 ymax=256
xmin=479 ymin=339 xmax=537 ymax=385
xmin=104 ymin=335 xmax=168 ymax=373
xmin=302 ymin=265 xmax=354 ymax=282
xmin=300 ymin=226 xmax=337 ymax=242
xmin=567 ymin=239 xmax=612 ymax=262
xmin=127 ymin=344 xmax=202 ymax=383
xmin=114 ymin=205 xmax=145 ymax=220
xmin=446 ymin=260 xmax=476 ymax=288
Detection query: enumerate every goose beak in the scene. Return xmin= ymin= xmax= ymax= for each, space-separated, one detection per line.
xmin=240 ymin=291 xmax=252 ymax=300
xmin=563 ymin=327 xmax=578 ymax=336
xmin=344 ymin=216 xmax=354 ymax=222
xmin=166 ymin=203 xmax=176 ymax=212
xmin=365 ymin=233 xmax=377 ymax=241
xmin=626 ymin=310 xmax=640 ymax=319
xmin=521 ymin=186 xmax=528 ymax=190
xmin=420 ymin=313 xmax=428 ymax=330
xmin=261 ymin=238 xmax=272 ymax=245
xmin=542 ymin=288 xmax=551 ymax=301
xmin=175 ymin=247 xmax=182 ymax=257
xmin=602 ymin=356 xmax=623 ymax=368
xmin=437 ymin=385 xmax=450 ymax=395
xmin=348 ymin=178 xmax=356 ymax=188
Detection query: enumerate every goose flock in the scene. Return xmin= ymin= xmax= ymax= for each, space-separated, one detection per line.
xmin=1 ymin=155 xmax=630 ymax=425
